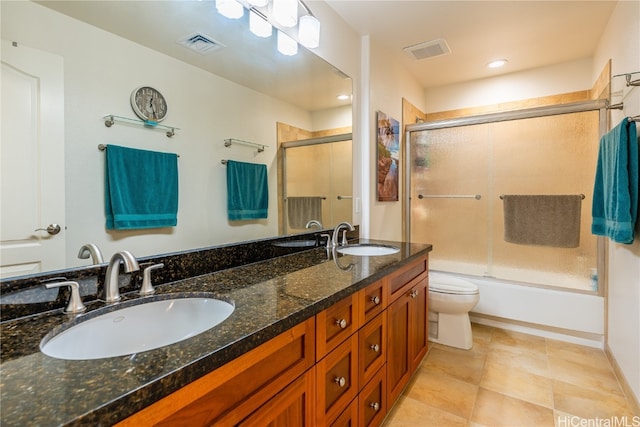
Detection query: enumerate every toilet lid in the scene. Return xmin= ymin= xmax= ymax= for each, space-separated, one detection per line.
xmin=429 ymin=272 xmax=479 ymax=295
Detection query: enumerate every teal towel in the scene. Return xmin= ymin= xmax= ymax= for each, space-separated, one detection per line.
xmin=226 ymin=160 xmax=268 ymax=221
xmin=591 ymin=118 xmax=639 ymax=244
xmin=105 ymin=145 xmax=179 ymax=230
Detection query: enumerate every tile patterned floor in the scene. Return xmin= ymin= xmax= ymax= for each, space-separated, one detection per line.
xmin=383 ymin=323 xmax=638 ymax=427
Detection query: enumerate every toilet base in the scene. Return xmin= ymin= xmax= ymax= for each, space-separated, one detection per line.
xmin=429 ymin=312 xmax=473 ymax=350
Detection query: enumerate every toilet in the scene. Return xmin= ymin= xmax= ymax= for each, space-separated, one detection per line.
xmin=428 ymin=272 xmax=480 ymax=350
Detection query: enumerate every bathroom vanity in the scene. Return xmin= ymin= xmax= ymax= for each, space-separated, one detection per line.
xmin=0 ymin=237 xmax=431 ymax=426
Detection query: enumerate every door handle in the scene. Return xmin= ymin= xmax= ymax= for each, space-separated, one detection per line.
xmin=34 ymin=224 xmax=61 ymax=235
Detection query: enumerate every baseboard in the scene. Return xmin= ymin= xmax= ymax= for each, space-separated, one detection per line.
xmin=470 ymin=313 xmax=605 ymax=348
xmin=605 ymin=344 xmax=640 ymax=416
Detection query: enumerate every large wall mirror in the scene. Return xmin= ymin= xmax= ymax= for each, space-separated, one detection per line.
xmin=0 ymin=1 xmax=353 ymax=279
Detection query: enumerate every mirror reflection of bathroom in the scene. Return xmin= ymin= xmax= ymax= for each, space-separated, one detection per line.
xmin=279 ymin=129 xmax=353 ymax=235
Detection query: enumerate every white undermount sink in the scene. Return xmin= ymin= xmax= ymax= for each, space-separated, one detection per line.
xmin=336 ymin=244 xmax=400 ymax=256
xmin=40 ymin=295 xmax=234 ymax=360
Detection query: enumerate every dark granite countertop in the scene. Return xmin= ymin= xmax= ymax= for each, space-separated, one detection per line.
xmin=0 ymin=239 xmax=431 ymax=427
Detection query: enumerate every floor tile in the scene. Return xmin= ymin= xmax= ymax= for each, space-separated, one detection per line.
xmin=384 ymin=394 xmax=468 ymax=427
xmin=548 ymin=355 xmax=624 ymax=396
xmin=489 ymin=328 xmax=547 ymax=356
xmin=470 ymin=388 xmax=555 ymax=426
xmin=421 ymin=345 xmax=486 ymax=385
xmin=546 ymin=339 xmax=611 ymax=369
xmin=407 ymin=365 xmax=479 ymax=419
xmin=480 ymin=358 xmax=553 ymax=408
xmin=485 ymin=345 xmax=549 ymax=378
xmin=382 ymin=325 xmax=634 ymax=427
xmin=552 ymin=379 xmax=635 ymax=420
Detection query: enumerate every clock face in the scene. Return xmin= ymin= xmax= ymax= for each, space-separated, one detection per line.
xmin=130 ymin=86 xmax=167 ymax=122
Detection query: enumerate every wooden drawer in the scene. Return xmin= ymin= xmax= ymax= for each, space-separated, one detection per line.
xmin=116 ymin=317 xmax=315 ymax=427
xmin=387 ymin=255 xmax=428 ymax=303
xmin=317 ymin=293 xmax=360 ymax=360
xmin=358 ymin=311 xmax=387 ymax=390
xmin=360 ymin=279 xmax=386 ymax=324
xmin=317 ymin=333 xmax=359 ymax=426
xmin=238 ymin=368 xmax=316 ymax=427
xmin=359 ymin=365 xmax=387 ymax=427
xmin=330 ymin=398 xmax=358 ymax=427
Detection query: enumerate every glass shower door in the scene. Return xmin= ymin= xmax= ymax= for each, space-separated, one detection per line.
xmin=409 ymin=110 xmax=600 ymax=291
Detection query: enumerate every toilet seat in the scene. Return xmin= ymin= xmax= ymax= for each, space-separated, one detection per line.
xmin=429 ymin=273 xmax=478 ymax=295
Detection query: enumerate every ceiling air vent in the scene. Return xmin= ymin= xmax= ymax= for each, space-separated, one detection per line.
xmin=403 ymin=38 xmax=451 ymax=60
xmin=177 ymin=33 xmax=225 ymax=55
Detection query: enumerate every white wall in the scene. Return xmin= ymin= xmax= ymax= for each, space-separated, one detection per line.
xmin=367 ymin=43 xmax=426 ymax=241
xmin=2 ymin=2 xmax=313 ymax=267
xmin=593 ymin=0 xmax=640 ymax=405
xmin=425 ymin=59 xmax=604 ymax=113
xmin=425 ymin=57 xmax=594 ymax=112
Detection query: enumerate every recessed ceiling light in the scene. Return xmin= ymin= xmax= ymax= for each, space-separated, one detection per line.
xmin=487 ymin=59 xmax=508 ymax=69
xmin=337 ymin=94 xmax=351 ymax=101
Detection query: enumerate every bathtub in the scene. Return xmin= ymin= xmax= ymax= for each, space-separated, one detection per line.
xmin=429 ymin=271 xmax=605 ymax=348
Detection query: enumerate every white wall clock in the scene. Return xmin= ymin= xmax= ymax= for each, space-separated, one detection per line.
xmin=130 ymin=86 xmax=167 ymax=122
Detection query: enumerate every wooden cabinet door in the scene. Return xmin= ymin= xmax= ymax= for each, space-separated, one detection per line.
xmin=409 ymin=277 xmax=428 ymax=372
xmin=238 ymin=368 xmax=315 ymax=427
xmin=386 ymin=292 xmax=410 ymax=405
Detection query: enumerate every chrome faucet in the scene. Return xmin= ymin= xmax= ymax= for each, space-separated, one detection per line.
xmin=77 ymin=243 xmax=104 ymax=265
xmin=103 ymin=250 xmax=139 ymax=303
xmin=332 ymin=222 xmax=355 ymax=247
xmin=305 ymin=219 xmax=323 ymax=229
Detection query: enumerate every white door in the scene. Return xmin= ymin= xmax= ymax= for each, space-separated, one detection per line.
xmin=1 ymin=40 xmax=65 ymax=278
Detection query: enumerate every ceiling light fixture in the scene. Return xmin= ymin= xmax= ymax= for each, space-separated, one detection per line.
xmin=216 ymin=0 xmax=244 ymax=19
xmin=298 ymin=14 xmax=320 ymax=48
xmin=487 ymin=59 xmax=508 ymax=69
xmin=337 ymin=94 xmax=351 ymax=101
xmin=215 ymin=0 xmax=320 ymax=56
xmin=277 ymin=30 xmax=298 ymax=56
xmin=273 ymin=0 xmax=298 ymax=28
xmin=249 ymin=9 xmax=272 ymax=38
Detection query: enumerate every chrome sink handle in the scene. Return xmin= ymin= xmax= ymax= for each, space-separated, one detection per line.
xmin=45 ymin=281 xmax=86 ymax=314
xmin=140 ymin=263 xmax=164 ymax=296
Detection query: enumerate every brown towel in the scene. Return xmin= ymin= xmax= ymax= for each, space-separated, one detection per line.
xmin=287 ymin=197 xmax=323 ymax=229
xmin=502 ymin=195 xmax=582 ymax=248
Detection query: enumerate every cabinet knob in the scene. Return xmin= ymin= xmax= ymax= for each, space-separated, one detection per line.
xmin=369 ymin=402 xmax=380 ymax=411
xmin=335 ymin=318 xmax=348 ymax=329
xmin=409 ymin=289 xmax=419 ymax=298
xmin=334 ymin=376 xmax=346 ymax=387
xmin=370 ymin=343 xmax=380 ymax=353
xmin=370 ymin=295 xmax=380 ymax=305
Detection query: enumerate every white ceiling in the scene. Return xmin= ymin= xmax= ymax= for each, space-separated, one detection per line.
xmin=325 ymin=0 xmax=618 ymax=88
xmin=37 ymin=1 xmax=618 ymax=110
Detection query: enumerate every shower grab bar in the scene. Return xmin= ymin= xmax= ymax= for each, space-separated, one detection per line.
xmin=284 ymin=196 xmax=327 ymax=200
xmin=418 ymin=194 xmax=481 ymax=200
xmin=337 ymin=195 xmax=352 ymax=200
xmin=499 ymin=194 xmax=585 ymax=199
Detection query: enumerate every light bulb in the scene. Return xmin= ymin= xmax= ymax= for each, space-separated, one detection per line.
xmin=273 ymin=0 xmax=298 ymax=28
xmin=249 ymin=9 xmax=272 ymax=38
xmin=216 ymin=0 xmax=243 ymax=19
xmin=277 ymin=30 xmax=298 ymax=56
xmin=298 ymin=14 xmax=320 ymax=48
